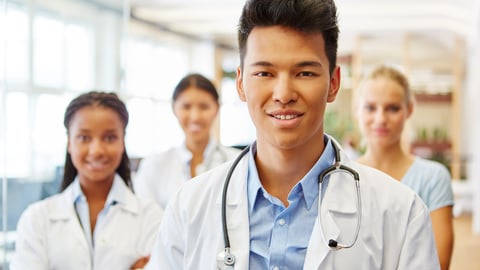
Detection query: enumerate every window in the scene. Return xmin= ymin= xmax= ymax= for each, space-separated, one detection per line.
xmin=32 ymin=94 xmax=73 ymax=179
xmin=0 ymin=1 xmax=124 ymax=267
xmin=65 ymin=24 xmax=94 ymax=91
xmin=33 ymin=15 xmax=65 ymax=88
xmin=124 ymin=38 xmax=189 ymax=156
xmin=0 ymin=6 xmax=28 ymax=84
xmin=3 ymin=92 xmax=29 ymax=178
xmin=33 ymin=14 xmax=94 ymax=91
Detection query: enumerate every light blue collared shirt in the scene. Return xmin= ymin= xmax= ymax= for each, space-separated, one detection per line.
xmin=247 ymin=136 xmax=335 ymax=270
xmin=71 ymin=174 xmax=126 ymax=261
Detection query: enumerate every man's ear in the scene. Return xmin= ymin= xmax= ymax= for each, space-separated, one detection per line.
xmin=327 ymin=65 xmax=341 ymax=103
xmin=236 ymin=67 xmax=247 ymax=102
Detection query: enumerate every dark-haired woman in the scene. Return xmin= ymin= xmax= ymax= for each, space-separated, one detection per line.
xmin=134 ymin=73 xmax=240 ymax=210
xmin=11 ymin=91 xmax=162 ymax=270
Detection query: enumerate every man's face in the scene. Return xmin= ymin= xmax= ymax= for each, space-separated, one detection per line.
xmin=236 ymin=26 xmax=340 ymax=150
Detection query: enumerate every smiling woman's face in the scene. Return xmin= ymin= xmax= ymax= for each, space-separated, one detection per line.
xmin=173 ymin=87 xmax=219 ymax=144
xmin=67 ymin=105 xmax=125 ymax=185
xmin=356 ymin=76 xmax=412 ymax=149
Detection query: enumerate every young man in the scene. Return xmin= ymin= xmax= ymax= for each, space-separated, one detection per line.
xmin=146 ymin=0 xmax=440 ymax=269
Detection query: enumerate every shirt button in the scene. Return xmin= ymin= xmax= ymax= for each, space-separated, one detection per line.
xmin=278 ymin=219 xmax=286 ymax=226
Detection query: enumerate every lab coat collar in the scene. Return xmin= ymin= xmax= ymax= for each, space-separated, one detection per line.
xmin=178 ymin=138 xmax=216 ymax=163
xmin=106 ymin=174 xmax=141 ymax=215
xmin=48 ymin=174 xmax=141 ymax=221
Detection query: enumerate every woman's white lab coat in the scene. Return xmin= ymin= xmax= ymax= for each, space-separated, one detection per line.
xmin=10 ymin=177 xmax=163 ymax=270
xmin=146 ymin=150 xmax=440 ymax=270
xmin=134 ymin=139 xmax=241 ymax=209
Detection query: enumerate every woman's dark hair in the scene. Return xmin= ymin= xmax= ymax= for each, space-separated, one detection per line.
xmin=238 ymin=0 xmax=339 ymax=74
xmin=172 ymin=73 xmax=219 ymax=103
xmin=60 ymin=91 xmax=131 ymax=191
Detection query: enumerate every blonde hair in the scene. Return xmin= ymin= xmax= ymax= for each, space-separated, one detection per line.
xmin=355 ymin=64 xmax=414 ymax=106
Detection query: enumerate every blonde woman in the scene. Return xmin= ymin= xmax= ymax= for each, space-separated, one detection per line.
xmin=354 ymin=64 xmax=454 ymax=270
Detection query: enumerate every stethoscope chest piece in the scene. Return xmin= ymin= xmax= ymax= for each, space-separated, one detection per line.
xmin=217 ymin=248 xmax=236 ymax=269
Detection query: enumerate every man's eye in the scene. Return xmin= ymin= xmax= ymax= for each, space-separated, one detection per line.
xmin=298 ymin=71 xmax=316 ymax=77
xmin=254 ymin=71 xmax=271 ymax=77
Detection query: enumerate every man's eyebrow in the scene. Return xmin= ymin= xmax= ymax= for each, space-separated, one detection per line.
xmin=248 ymin=61 xmax=323 ymax=68
xmin=295 ymin=61 xmax=323 ymax=68
xmin=249 ymin=61 xmax=273 ymax=67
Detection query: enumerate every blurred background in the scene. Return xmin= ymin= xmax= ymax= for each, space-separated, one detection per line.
xmin=1 ymin=0 xmax=479 ymax=269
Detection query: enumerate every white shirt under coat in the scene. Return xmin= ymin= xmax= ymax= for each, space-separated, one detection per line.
xmin=134 ymin=139 xmax=241 ymax=210
xmin=10 ymin=174 xmax=163 ymax=270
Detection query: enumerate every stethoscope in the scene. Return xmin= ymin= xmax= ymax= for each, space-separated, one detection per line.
xmin=217 ymin=139 xmax=362 ymax=269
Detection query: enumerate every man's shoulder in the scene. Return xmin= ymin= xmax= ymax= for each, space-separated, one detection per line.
xmin=352 ymin=161 xmax=420 ymax=201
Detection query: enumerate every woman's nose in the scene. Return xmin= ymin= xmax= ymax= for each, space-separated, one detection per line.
xmin=188 ymin=107 xmax=202 ymax=120
xmin=374 ymin=109 xmax=386 ymax=122
xmin=89 ymin=139 xmax=105 ymax=155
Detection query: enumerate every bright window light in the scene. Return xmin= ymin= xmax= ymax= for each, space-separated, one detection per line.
xmin=32 ymin=94 xmax=71 ymax=179
xmin=65 ymin=24 xmax=94 ymax=92
xmin=33 ymin=15 xmax=64 ymax=88
xmin=0 ymin=8 xmax=28 ymax=84
xmin=3 ymin=92 xmax=29 ymax=178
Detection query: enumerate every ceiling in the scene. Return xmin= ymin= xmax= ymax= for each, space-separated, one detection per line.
xmin=127 ymin=0 xmax=477 ymax=53
xmin=96 ymin=0 xmax=478 ymax=92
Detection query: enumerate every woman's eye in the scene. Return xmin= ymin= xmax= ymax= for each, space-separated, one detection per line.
xmin=77 ymin=135 xmax=89 ymax=142
xmin=387 ymin=106 xmax=401 ymax=112
xmin=364 ymin=105 xmax=375 ymax=112
xmin=199 ymin=103 xmax=212 ymax=110
xmin=105 ymin=135 xmax=118 ymax=142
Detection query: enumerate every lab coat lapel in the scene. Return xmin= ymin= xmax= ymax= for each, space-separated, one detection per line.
xmin=48 ymin=188 xmax=89 ymax=249
xmin=216 ymin=155 xmax=250 ymax=270
xmin=304 ymin=166 xmax=358 ymax=269
xmin=303 ymin=196 xmax=339 ymax=269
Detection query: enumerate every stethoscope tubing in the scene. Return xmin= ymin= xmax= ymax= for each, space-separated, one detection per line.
xmin=219 ymin=139 xmax=361 ymax=267
xmin=221 ymin=145 xmax=250 ymax=250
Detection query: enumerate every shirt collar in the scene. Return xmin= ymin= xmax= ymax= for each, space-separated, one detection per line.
xmin=71 ymin=174 xmax=127 ymax=207
xmin=247 ymin=135 xmax=336 ymax=211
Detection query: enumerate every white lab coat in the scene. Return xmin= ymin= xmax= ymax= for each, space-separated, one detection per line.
xmin=134 ymin=139 xmax=241 ymax=209
xmin=10 ymin=177 xmax=163 ymax=270
xmin=146 ymin=149 xmax=440 ymax=270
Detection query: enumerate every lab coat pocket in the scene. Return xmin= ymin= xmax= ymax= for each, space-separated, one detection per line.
xmin=327 ymin=210 xmax=358 ymax=247
xmin=47 ymin=219 xmax=91 ymax=270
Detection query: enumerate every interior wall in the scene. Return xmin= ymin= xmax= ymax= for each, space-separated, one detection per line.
xmin=465 ymin=1 xmax=480 ymax=234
